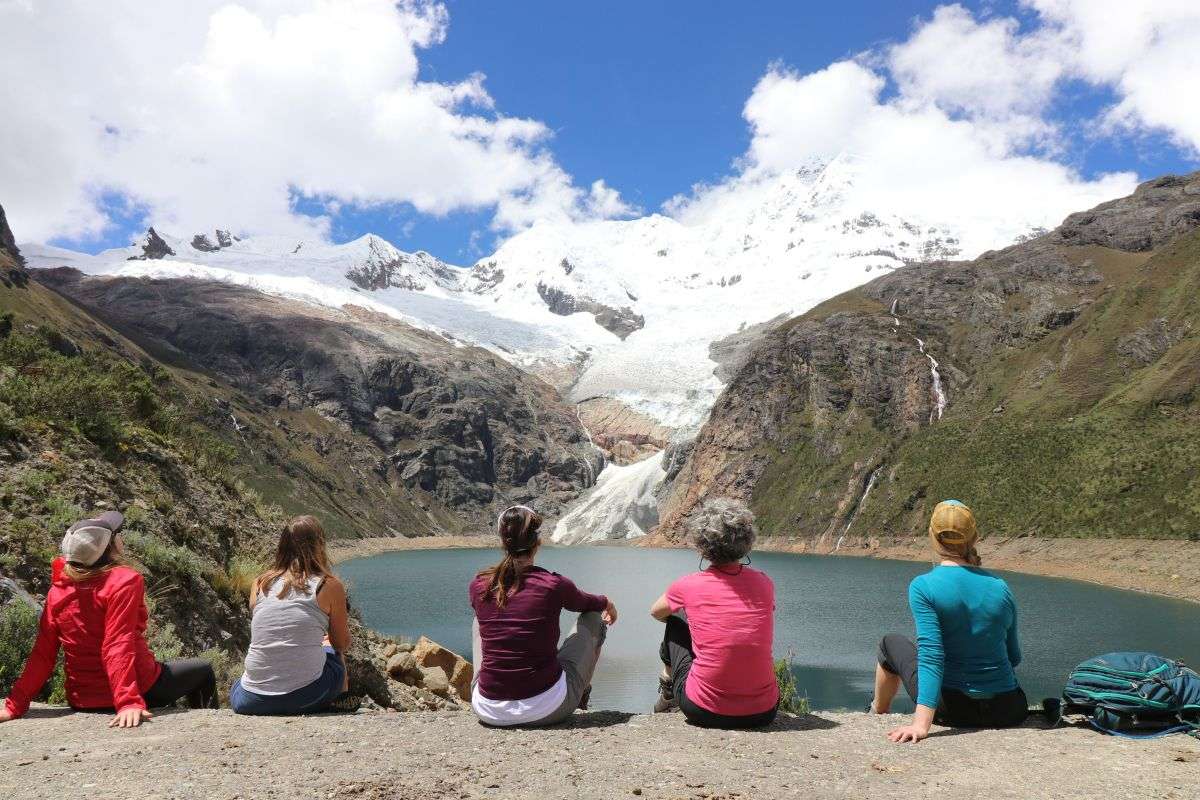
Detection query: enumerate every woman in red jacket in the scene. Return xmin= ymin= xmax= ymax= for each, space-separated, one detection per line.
xmin=0 ymin=511 xmax=217 ymax=728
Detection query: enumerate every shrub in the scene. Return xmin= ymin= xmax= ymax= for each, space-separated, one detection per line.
xmin=124 ymin=532 xmax=206 ymax=584
xmin=43 ymin=496 xmax=83 ymax=535
xmin=143 ymin=597 xmax=184 ymax=666
xmin=212 ymin=555 xmax=263 ymax=603
xmin=0 ymin=602 xmax=67 ymax=704
xmin=0 ymin=601 xmax=38 ymax=697
xmin=200 ymin=646 xmax=243 ymax=705
xmin=0 ymin=400 xmax=18 ymax=442
xmin=0 ymin=329 xmax=166 ymax=452
xmin=775 ymin=654 xmax=811 ymax=715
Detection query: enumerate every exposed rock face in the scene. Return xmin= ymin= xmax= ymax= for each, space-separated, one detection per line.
xmin=191 ymin=233 xmax=221 ymax=252
xmin=536 ymin=282 xmax=645 ymax=339
xmin=708 ymin=314 xmax=790 ymax=383
xmin=127 ymin=227 xmax=176 ymax=260
xmin=344 ymin=238 xmax=460 ymax=293
xmin=575 ymin=397 xmax=671 ymax=465
xmin=1055 ymin=175 xmax=1200 ymax=252
xmin=658 ymin=171 xmax=1200 ymax=543
xmin=35 ymin=270 xmax=599 ymax=521
xmin=0 ymin=201 xmax=28 ymax=287
xmin=0 ymin=202 xmax=21 ymax=265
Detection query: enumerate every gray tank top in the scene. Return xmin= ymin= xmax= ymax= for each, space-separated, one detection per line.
xmin=240 ymin=574 xmax=329 ymax=695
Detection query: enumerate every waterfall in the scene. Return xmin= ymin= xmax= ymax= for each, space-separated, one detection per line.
xmin=575 ymin=404 xmax=603 ymax=484
xmin=230 ymin=413 xmax=251 ymax=451
xmin=889 ymin=298 xmax=900 ymax=328
xmin=913 ymin=338 xmax=947 ymax=422
xmin=837 ymin=465 xmax=882 ymax=549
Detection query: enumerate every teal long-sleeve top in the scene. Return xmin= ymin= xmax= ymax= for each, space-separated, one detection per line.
xmin=908 ymin=565 xmax=1022 ymax=709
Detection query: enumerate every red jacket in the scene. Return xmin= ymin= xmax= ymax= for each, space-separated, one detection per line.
xmin=3 ymin=558 xmax=162 ymax=718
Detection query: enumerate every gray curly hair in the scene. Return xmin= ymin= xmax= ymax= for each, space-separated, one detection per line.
xmin=686 ymin=498 xmax=757 ymax=565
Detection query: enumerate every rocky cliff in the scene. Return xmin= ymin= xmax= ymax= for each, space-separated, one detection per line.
xmin=659 ymin=173 xmax=1200 ymax=544
xmin=34 ymin=269 xmax=599 ymax=523
xmin=0 ymin=202 xmax=26 ymax=288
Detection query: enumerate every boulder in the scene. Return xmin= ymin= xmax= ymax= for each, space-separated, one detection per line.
xmin=412 ymin=636 xmax=473 ymax=700
xmin=419 ymin=665 xmax=450 ymax=697
xmin=386 ymin=651 xmax=418 ymax=681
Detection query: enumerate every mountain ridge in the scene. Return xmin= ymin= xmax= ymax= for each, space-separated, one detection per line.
xmin=21 ymin=156 xmax=1045 ymax=435
xmin=656 ymin=172 xmax=1200 ymax=544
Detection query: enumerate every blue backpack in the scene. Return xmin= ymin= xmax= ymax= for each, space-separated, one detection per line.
xmin=1060 ymin=652 xmax=1200 ymax=738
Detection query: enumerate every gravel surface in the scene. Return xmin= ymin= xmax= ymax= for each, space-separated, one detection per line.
xmin=2 ymin=705 xmax=1196 ymax=799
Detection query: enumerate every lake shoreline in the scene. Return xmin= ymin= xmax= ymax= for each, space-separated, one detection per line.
xmin=331 ymin=533 xmax=1200 ymax=604
xmin=330 ymin=534 xmax=495 ymax=564
xmin=747 ymin=535 xmax=1200 ymax=605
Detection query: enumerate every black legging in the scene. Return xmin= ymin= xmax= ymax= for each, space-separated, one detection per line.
xmin=660 ymin=614 xmax=778 ymax=729
xmin=877 ymin=634 xmax=1027 ymax=728
xmin=75 ymin=658 xmax=219 ymax=712
xmin=144 ymin=658 xmax=219 ymax=710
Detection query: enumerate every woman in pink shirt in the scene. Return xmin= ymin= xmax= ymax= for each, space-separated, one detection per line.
xmin=649 ymin=499 xmax=778 ymax=728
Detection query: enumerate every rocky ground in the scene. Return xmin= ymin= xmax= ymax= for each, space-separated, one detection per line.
xmin=1 ymin=704 xmax=1196 ymax=799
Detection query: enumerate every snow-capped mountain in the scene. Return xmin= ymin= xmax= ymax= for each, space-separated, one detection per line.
xmin=24 ymin=155 xmax=1023 ymax=437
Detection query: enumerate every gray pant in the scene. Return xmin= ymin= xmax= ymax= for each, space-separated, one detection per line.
xmin=472 ymin=611 xmax=607 ymax=726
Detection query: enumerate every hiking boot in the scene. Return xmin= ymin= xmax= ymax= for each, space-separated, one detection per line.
xmin=327 ymin=692 xmax=362 ymax=713
xmin=653 ymin=676 xmax=677 ymax=713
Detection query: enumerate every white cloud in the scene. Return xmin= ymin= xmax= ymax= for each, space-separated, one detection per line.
xmin=1025 ymin=0 xmax=1200 ymax=154
xmin=671 ymin=1 xmax=1200 ymax=243
xmin=0 ymin=0 xmax=630 ymax=242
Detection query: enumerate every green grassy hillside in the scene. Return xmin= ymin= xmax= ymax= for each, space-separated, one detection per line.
xmin=752 ymin=233 xmax=1200 ymax=540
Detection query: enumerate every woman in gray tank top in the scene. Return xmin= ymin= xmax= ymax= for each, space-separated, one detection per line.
xmin=230 ymin=516 xmax=355 ymax=715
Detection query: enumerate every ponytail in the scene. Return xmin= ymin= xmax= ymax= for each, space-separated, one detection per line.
xmin=477 ymin=505 xmax=543 ymax=609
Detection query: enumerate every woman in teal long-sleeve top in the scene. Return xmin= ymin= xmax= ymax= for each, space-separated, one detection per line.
xmin=870 ymin=500 xmax=1028 ymax=743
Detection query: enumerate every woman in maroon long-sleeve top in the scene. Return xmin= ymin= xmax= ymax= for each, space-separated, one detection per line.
xmin=0 ymin=511 xmax=218 ymax=729
xmin=469 ymin=505 xmax=618 ymax=726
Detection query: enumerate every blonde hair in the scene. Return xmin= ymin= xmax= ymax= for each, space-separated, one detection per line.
xmin=255 ymin=515 xmax=333 ymax=599
xmin=62 ymin=539 xmax=135 ymax=582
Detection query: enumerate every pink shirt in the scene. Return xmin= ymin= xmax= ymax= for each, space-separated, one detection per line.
xmin=666 ymin=565 xmax=778 ymax=716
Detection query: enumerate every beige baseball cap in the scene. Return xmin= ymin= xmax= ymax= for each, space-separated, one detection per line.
xmin=60 ymin=511 xmax=124 ymax=566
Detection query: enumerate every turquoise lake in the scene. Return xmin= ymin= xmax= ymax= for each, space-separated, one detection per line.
xmin=339 ymin=547 xmax=1200 ymax=713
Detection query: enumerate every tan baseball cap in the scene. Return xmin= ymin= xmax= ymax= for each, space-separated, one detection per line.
xmin=928 ymin=500 xmax=977 ymax=545
xmin=60 ymin=511 xmax=124 ymax=566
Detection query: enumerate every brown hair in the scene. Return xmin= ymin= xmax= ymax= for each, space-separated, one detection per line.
xmin=62 ymin=538 xmax=134 ymax=582
xmin=476 ymin=506 xmax=542 ymax=609
xmin=255 ymin=515 xmax=333 ymax=600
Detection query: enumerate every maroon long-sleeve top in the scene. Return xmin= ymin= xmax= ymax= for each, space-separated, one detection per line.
xmin=469 ymin=566 xmax=608 ymax=701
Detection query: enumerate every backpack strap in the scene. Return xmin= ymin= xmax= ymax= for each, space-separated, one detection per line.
xmin=1086 ymin=718 xmax=1196 ymax=739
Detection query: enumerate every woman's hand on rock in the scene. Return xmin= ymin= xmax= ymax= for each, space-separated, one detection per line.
xmin=602 ymin=600 xmax=618 ymax=626
xmin=0 ymin=708 xmax=12 ymax=723
xmin=109 ymin=707 xmax=153 ymax=729
xmin=887 ymin=722 xmax=930 ymax=743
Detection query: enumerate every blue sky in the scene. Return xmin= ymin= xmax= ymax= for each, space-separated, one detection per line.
xmin=320 ymin=0 xmax=1193 ymax=262
xmin=21 ymin=1 xmax=1199 ymax=262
